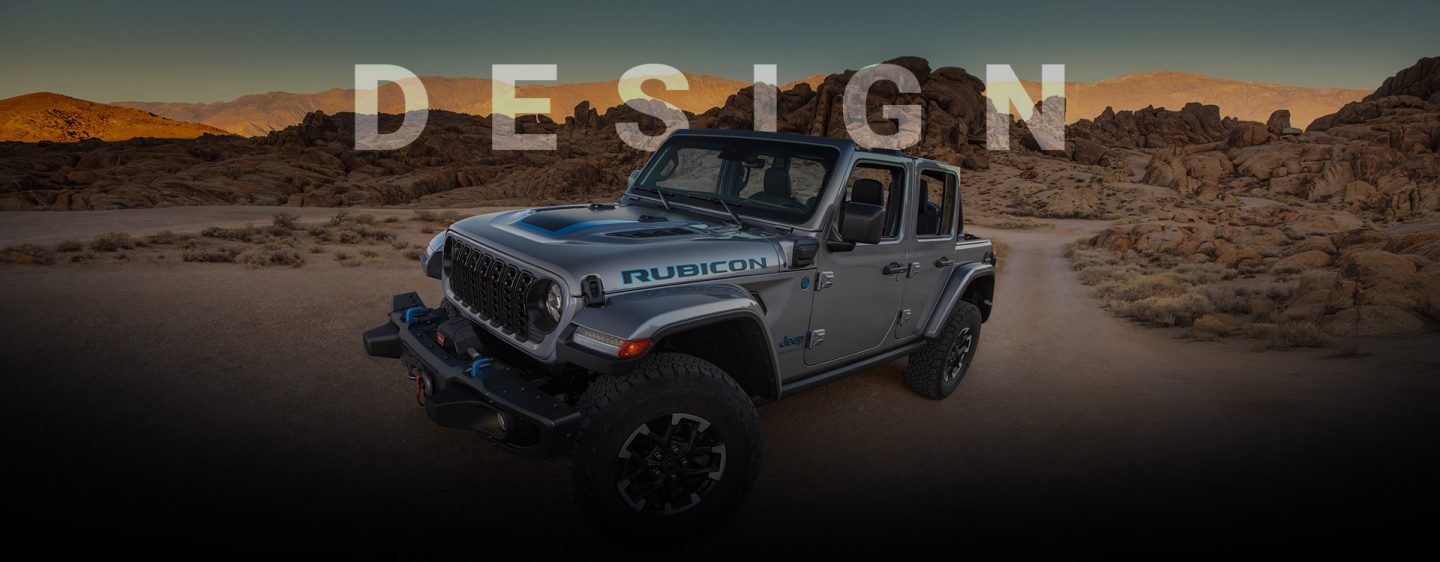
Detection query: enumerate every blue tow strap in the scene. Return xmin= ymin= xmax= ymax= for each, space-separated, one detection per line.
xmin=469 ymin=357 xmax=494 ymax=378
xmin=402 ymin=306 xmax=426 ymax=323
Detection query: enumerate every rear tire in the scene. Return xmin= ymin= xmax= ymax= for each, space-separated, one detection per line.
xmin=563 ymin=352 xmax=762 ymax=535
xmin=905 ymin=301 xmax=982 ymax=400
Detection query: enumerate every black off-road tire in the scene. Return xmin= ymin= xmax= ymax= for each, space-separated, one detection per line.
xmin=563 ymin=352 xmax=763 ymax=535
xmin=905 ymin=301 xmax=982 ymax=400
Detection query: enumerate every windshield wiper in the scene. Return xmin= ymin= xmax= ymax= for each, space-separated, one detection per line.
xmin=684 ymin=193 xmax=747 ymax=230
xmin=633 ymin=185 xmax=672 ymax=210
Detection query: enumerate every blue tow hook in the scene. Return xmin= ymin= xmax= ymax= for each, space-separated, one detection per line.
xmin=403 ymin=306 xmax=426 ymax=323
xmin=469 ymin=357 xmax=494 ymax=378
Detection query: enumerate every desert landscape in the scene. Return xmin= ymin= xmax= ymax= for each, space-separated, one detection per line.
xmin=2 ymin=53 xmax=1438 ymax=547
xmin=3 ymin=55 xmax=1437 ymax=346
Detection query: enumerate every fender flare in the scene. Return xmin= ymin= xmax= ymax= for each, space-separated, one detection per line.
xmin=559 ymin=283 xmax=781 ymax=399
xmin=921 ymin=262 xmax=995 ymax=339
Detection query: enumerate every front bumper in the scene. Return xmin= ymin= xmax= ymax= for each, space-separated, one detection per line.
xmin=363 ymin=292 xmax=581 ymax=459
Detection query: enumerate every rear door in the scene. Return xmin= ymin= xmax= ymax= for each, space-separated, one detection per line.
xmin=895 ymin=164 xmax=959 ymax=339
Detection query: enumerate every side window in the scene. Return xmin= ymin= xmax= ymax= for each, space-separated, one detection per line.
xmin=839 ymin=163 xmax=905 ymax=239
xmin=917 ymin=169 xmax=957 ymax=238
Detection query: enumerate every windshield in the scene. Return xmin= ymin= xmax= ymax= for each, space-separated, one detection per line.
xmin=632 ymin=136 xmax=839 ymax=224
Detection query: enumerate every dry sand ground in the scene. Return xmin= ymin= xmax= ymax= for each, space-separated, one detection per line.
xmin=3 ymin=208 xmax=1438 ymax=551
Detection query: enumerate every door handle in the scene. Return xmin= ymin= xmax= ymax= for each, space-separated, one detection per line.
xmin=935 ymin=257 xmax=955 ymax=268
xmin=882 ymin=262 xmax=908 ymax=275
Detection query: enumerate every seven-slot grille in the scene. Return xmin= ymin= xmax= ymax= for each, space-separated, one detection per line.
xmin=444 ymin=236 xmax=537 ymax=342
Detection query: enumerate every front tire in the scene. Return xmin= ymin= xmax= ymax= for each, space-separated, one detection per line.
xmin=563 ymin=352 xmax=762 ymax=534
xmin=905 ymin=301 xmax=982 ymax=400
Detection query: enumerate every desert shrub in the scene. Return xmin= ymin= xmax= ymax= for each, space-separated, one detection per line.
xmin=358 ymin=225 xmax=395 ymax=241
xmin=359 ymin=249 xmax=379 ymax=258
xmin=1173 ymin=263 xmax=1228 ymax=285
xmin=201 ymin=225 xmax=266 ymax=243
xmin=402 ymin=248 xmax=424 ymax=261
xmin=340 ymin=259 xmax=363 ymax=268
xmin=1260 ymin=280 xmax=1297 ymax=302
xmin=354 ymin=213 xmax=376 ymax=224
xmin=54 ymin=239 xmax=84 ymax=253
xmin=1 ymin=244 xmax=54 ymax=265
xmin=327 ymin=209 xmax=352 ymax=227
xmin=390 ymin=239 xmax=409 ymax=250
xmin=308 ymin=246 xmax=324 ymax=254
xmin=382 ymin=216 xmax=400 ymax=223
xmin=242 ymin=248 xmax=305 ymax=268
xmin=414 ymin=209 xmax=462 ymax=224
xmin=69 ymin=253 xmax=95 ymax=263
xmin=272 ymin=212 xmax=300 ymax=230
xmin=420 ymin=224 xmax=436 ymax=234
xmin=90 ymin=232 xmax=133 ymax=252
xmin=333 ymin=225 xmax=396 ymax=244
xmin=1188 ymin=313 xmax=1232 ymax=340
xmin=145 ymin=230 xmax=191 ymax=245
xmin=333 ymin=251 xmax=351 ymax=261
xmin=1077 ymin=263 xmax=1145 ymax=287
xmin=1065 ymin=244 xmax=1125 ymax=271
xmin=1194 ymin=284 xmax=1251 ymax=314
xmin=1095 ymin=273 xmax=1183 ymax=301
xmin=182 ymin=246 xmax=240 ymax=263
xmin=1244 ymin=322 xmax=1333 ymax=349
xmin=1109 ymin=292 xmax=1213 ymax=327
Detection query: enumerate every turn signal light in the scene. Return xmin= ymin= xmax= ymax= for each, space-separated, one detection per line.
xmin=617 ymin=338 xmax=652 ymax=359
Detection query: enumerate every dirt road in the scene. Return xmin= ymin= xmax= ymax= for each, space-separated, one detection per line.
xmin=3 ymin=213 xmax=1437 ymax=550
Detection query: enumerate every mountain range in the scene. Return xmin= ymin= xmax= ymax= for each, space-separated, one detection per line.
xmin=111 ymin=70 xmax=1363 ymax=138
xmin=0 ymin=92 xmax=230 ymax=143
xmin=1027 ymin=71 xmax=1368 ymax=128
xmin=1 ymin=69 xmax=1368 ymax=142
xmin=112 ymin=73 xmax=822 ymax=138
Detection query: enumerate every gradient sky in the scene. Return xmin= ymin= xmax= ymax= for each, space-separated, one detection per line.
xmin=1 ymin=0 xmax=1436 ymax=103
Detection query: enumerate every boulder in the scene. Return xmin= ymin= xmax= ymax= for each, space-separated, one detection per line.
xmin=65 ymin=170 xmax=98 ymax=185
xmin=1265 ymin=110 xmax=1301 ymax=136
xmin=1226 ymin=123 xmax=1273 ymax=148
xmin=1288 ymin=236 xmax=1337 ymax=255
xmin=1273 ymin=250 xmax=1331 ymax=272
xmin=1070 ymin=138 xmax=1108 ymax=165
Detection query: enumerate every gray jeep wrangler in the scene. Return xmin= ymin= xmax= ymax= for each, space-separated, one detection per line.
xmin=363 ymin=129 xmax=995 ymax=530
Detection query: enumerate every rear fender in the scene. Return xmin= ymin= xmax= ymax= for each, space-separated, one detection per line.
xmin=922 ymin=262 xmax=995 ymax=338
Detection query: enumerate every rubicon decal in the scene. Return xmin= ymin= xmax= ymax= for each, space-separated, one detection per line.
xmin=621 ymin=258 xmax=769 ymax=285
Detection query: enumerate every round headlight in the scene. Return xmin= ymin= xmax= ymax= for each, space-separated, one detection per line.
xmin=545 ymin=283 xmax=563 ymax=322
xmin=525 ymin=280 xmax=564 ymax=334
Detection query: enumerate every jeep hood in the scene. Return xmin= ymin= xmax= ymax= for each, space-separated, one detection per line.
xmin=446 ymin=204 xmax=787 ymax=295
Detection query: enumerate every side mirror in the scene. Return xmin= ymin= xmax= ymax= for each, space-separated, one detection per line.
xmin=839 ymin=202 xmax=885 ymax=245
xmin=627 ymin=170 xmax=640 ymax=187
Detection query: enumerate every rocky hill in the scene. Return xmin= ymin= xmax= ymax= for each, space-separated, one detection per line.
xmin=0 ymin=93 xmax=232 ymax=143
xmin=1068 ymin=56 xmax=1440 ymax=338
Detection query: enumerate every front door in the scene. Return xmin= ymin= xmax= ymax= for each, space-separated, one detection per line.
xmin=896 ymin=165 xmax=960 ymax=338
xmin=805 ymin=159 xmax=910 ymax=366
